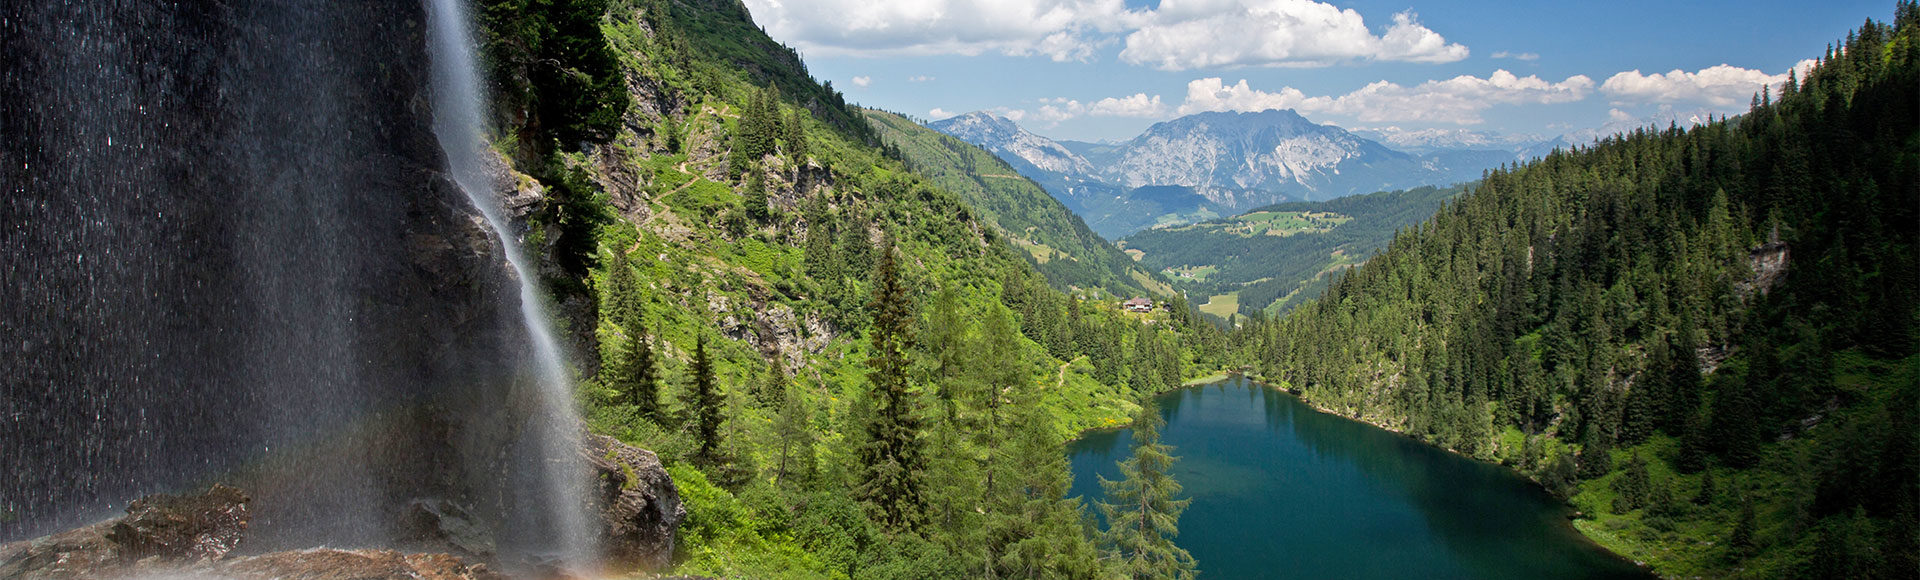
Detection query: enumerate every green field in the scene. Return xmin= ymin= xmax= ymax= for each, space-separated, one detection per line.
xmin=1198 ymin=292 xmax=1239 ymax=319
xmin=1164 ymin=265 xmax=1217 ymax=282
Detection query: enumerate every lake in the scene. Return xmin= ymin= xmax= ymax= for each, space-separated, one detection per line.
xmin=1067 ymin=376 xmax=1651 ymax=580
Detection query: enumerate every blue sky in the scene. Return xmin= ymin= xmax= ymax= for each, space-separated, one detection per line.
xmin=742 ymin=0 xmax=1885 ymax=143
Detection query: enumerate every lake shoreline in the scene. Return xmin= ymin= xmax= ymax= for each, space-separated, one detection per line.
xmin=1077 ymin=371 xmax=1656 ymax=578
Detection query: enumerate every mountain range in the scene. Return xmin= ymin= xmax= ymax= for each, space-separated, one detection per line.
xmin=931 ymin=109 xmax=1556 ymax=238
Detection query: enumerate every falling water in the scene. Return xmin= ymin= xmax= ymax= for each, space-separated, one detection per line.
xmin=424 ymin=0 xmax=599 ymax=570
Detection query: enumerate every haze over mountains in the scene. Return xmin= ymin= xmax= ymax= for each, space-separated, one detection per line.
xmin=931 ymin=109 xmax=1561 ymax=237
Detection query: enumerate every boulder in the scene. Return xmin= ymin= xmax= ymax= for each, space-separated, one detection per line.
xmin=584 ymin=434 xmax=686 ymax=572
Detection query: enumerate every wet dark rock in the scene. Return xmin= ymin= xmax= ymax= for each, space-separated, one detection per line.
xmin=398 ymin=498 xmax=496 ymax=560
xmin=585 ymin=434 xmax=686 ymax=572
xmin=0 ymin=484 xmax=250 ymax=578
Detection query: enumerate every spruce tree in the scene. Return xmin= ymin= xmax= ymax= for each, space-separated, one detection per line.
xmin=784 ymin=108 xmax=809 ymax=164
xmin=1693 ymin=469 xmax=1717 ymax=506
xmin=1729 ymin=496 xmax=1757 ymax=556
xmin=688 ymin=335 xmax=725 ymax=467
xmin=603 ymin=248 xmax=639 ymax=325
xmin=621 ymin=315 xmax=663 ymax=422
xmin=1099 ymin=403 xmax=1198 ymax=580
xmin=857 ymin=236 xmax=926 ymax=530
xmin=744 ymin=161 xmax=770 ymax=222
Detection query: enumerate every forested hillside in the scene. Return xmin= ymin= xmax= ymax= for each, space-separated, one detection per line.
xmin=1122 ymin=184 xmax=1466 ymax=319
xmin=1242 ymin=8 xmax=1918 ymax=578
xmin=862 ymin=109 xmax=1173 ymax=299
xmin=471 ymin=0 xmax=1228 ymax=576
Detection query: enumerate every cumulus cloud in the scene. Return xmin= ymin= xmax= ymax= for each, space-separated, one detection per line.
xmin=1177 ymin=71 xmax=1592 ymax=124
xmin=1599 ymin=60 xmax=1815 ymax=107
xmin=1492 ymin=51 xmax=1539 ymax=61
xmin=1012 ymin=94 xmax=1170 ymax=125
xmin=851 ymin=75 xmax=872 ymax=88
xmin=928 ymin=107 xmax=958 ymax=119
xmin=741 ymin=0 xmax=1132 ymax=61
xmin=743 ymin=0 xmax=1464 ymax=69
xmin=909 ymin=75 xmax=936 ymax=82
xmin=1089 ymin=93 xmax=1168 ymax=117
xmin=1119 ymin=3 xmax=1466 ymax=70
xmin=1177 ymin=78 xmax=1312 ymax=115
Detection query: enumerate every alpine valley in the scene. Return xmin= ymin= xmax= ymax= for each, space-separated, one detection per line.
xmin=931 ymin=109 xmax=1548 ymax=238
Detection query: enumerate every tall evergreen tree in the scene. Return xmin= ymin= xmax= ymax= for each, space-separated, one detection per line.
xmin=688 ymin=335 xmax=725 ymax=466
xmin=603 ymin=248 xmax=639 ymax=325
xmin=857 ymin=236 xmax=926 ymax=530
xmin=784 ymin=108 xmax=809 ymax=163
xmin=620 ymin=315 xmax=664 ymax=422
xmin=1099 ymin=403 xmax=1198 ymax=580
xmin=744 ymin=161 xmax=770 ymax=222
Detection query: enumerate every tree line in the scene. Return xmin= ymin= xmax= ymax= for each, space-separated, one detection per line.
xmin=1238 ymin=8 xmax=1917 ymax=576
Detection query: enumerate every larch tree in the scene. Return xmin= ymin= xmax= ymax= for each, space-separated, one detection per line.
xmin=1099 ymin=403 xmax=1197 ymax=580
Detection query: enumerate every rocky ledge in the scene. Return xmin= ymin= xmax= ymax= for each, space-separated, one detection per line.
xmin=1 ymin=438 xmax=684 ymax=580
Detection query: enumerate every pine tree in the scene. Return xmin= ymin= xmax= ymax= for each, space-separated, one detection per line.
xmin=857 ymin=236 xmax=926 ymax=530
xmin=1099 ymin=403 xmax=1198 ymax=580
xmin=688 ymin=335 xmax=724 ymax=466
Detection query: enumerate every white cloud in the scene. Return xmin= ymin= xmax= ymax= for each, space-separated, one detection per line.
xmin=909 ymin=75 xmax=936 ymax=82
xmin=1492 ymin=50 xmax=1539 ymax=61
xmin=1119 ymin=3 xmax=1467 ymax=70
xmin=1600 ymin=60 xmax=1814 ymax=108
xmin=1563 ymin=105 xmax=1722 ymax=144
xmin=851 ymin=75 xmax=872 ymax=88
xmin=743 ymin=0 xmax=1465 ymax=69
xmin=741 ymin=0 xmax=1132 ymax=61
xmin=1177 ymin=78 xmax=1312 ymax=115
xmin=1088 ymin=93 xmax=1168 ymax=117
xmin=1177 ymin=71 xmax=1592 ymax=124
xmin=984 ymin=94 xmax=1173 ymax=126
xmin=928 ymin=107 xmax=958 ymax=119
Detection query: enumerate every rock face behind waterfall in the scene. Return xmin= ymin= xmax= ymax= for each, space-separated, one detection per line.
xmin=0 ymin=0 xmax=666 ymax=564
xmin=0 ymin=484 xmax=509 ymax=580
xmin=0 ymin=453 xmax=684 ymax=579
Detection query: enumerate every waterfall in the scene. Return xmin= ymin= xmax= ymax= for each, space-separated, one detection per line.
xmin=423 ymin=0 xmax=600 ymax=570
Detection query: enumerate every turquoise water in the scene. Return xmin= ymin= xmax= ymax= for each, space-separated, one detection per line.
xmin=1068 ymin=377 xmax=1652 ymax=580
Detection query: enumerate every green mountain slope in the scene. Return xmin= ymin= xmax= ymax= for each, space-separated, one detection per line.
xmin=1121 ymin=184 xmax=1466 ymax=318
xmin=862 ymin=109 xmax=1173 ymax=299
xmin=1245 ymin=9 xmax=1918 ymax=578
xmin=473 ymin=0 xmax=1232 ymax=577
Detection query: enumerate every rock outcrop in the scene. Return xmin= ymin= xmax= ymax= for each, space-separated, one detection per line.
xmin=584 ymin=434 xmax=686 ymax=571
xmin=0 ymin=485 xmax=252 ymax=578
